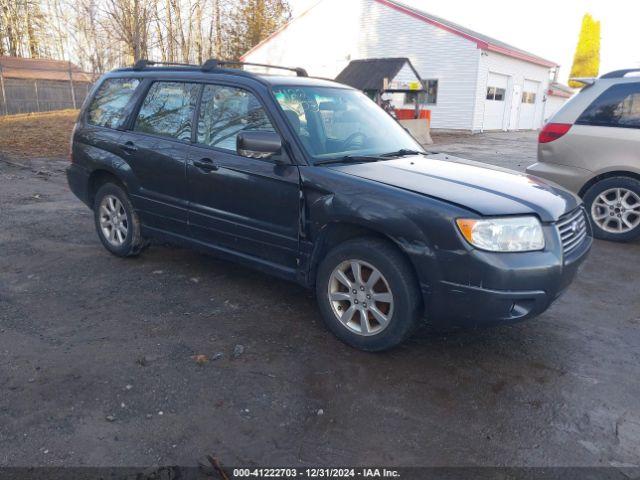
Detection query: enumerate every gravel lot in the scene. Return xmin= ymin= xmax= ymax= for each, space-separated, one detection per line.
xmin=1 ymin=131 xmax=639 ymax=470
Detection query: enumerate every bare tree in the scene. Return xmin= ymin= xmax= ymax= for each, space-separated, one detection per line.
xmin=72 ymin=0 xmax=106 ymax=73
xmin=0 ymin=0 xmax=292 ymax=71
xmin=1 ymin=0 xmax=23 ymax=56
xmin=103 ymin=0 xmax=154 ymax=62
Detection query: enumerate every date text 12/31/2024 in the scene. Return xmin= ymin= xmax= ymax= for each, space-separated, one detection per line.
xmin=232 ymin=468 xmax=401 ymax=478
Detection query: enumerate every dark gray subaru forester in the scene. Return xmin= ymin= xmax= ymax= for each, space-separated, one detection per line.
xmin=67 ymin=59 xmax=592 ymax=351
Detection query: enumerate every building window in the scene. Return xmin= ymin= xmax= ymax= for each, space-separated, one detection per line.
xmin=404 ymin=79 xmax=438 ymax=105
xmin=487 ymin=86 xmax=506 ymax=101
xmin=522 ymin=92 xmax=537 ymax=104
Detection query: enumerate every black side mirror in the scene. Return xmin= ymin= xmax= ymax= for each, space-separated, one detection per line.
xmin=236 ymin=131 xmax=284 ymax=161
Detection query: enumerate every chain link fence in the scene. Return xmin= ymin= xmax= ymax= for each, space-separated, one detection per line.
xmin=0 ymin=60 xmax=93 ymax=116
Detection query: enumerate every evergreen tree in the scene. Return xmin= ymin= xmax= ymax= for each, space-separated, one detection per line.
xmin=569 ymin=13 xmax=601 ymax=88
xmin=224 ymin=0 xmax=291 ymax=61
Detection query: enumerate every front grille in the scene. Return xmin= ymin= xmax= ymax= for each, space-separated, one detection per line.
xmin=557 ymin=207 xmax=588 ymax=255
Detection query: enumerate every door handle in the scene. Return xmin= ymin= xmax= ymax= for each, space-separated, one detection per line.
xmin=120 ymin=141 xmax=138 ymax=154
xmin=193 ymin=158 xmax=219 ymax=172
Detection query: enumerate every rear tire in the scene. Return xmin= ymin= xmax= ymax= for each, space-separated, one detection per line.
xmin=583 ymin=176 xmax=640 ymax=242
xmin=93 ymin=183 xmax=148 ymax=257
xmin=315 ymin=238 xmax=422 ymax=352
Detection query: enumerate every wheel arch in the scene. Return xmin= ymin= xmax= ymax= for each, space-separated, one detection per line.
xmin=87 ymin=169 xmax=128 ymax=208
xmin=306 ymin=221 xmax=424 ymax=291
xmin=579 ymin=170 xmax=640 ymax=197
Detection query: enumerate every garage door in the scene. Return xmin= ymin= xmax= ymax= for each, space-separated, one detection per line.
xmin=483 ymin=73 xmax=509 ymax=130
xmin=519 ymin=79 xmax=540 ymax=130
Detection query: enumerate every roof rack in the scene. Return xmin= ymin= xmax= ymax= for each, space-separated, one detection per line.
xmin=201 ymin=59 xmax=308 ymax=77
xmin=600 ymin=69 xmax=640 ymax=79
xmin=132 ymin=59 xmax=197 ymax=70
xmin=129 ymin=58 xmax=309 ymax=78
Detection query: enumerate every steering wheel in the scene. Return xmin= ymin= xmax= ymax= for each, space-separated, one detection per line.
xmin=341 ymin=132 xmax=368 ymax=151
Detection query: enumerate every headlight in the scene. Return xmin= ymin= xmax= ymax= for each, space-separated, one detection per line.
xmin=456 ymin=216 xmax=545 ymax=252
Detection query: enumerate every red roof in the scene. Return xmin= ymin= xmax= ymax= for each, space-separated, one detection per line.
xmin=241 ymin=0 xmax=558 ymax=69
xmin=0 ymin=56 xmax=93 ymax=82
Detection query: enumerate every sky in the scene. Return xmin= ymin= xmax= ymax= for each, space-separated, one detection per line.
xmin=291 ymin=0 xmax=639 ymax=83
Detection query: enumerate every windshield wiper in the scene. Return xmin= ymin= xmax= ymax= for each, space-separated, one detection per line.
xmin=315 ymin=155 xmax=386 ymax=166
xmin=380 ymin=149 xmax=426 ymax=158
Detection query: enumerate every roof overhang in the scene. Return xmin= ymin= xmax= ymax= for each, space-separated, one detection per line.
xmin=335 ymin=57 xmax=425 ymax=92
xmin=0 ymin=56 xmax=93 ymax=82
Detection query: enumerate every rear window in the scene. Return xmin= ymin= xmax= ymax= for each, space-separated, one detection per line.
xmin=87 ymin=78 xmax=140 ymax=128
xmin=134 ymin=82 xmax=200 ymax=141
xmin=577 ymin=82 xmax=640 ymax=128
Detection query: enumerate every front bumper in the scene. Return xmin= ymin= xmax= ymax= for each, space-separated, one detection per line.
xmin=424 ymin=228 xmax=592 ymax=329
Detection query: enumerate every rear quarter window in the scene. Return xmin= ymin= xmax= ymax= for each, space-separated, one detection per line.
xmin=86 ymin=78 xmax=140 ymax=128
xmin=577 ymin=82 xmax=640 ymax=128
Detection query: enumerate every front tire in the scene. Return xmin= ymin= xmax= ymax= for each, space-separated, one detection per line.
xmin=583 ymin=176 xmax=640 ymax=242
xmin=315 ymin=238 xmax=422 ymax=351
xmin=93 ymin=183 xmax=147 ymax=257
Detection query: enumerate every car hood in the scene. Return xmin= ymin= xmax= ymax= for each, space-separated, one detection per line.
xmin=328 ymin=153 xmax=580 ymax=222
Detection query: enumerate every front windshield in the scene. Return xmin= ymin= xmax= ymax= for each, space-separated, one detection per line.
xmin=272 ymin=86 xmax=423 ymax=161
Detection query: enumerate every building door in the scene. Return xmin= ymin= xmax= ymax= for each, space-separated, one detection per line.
xmin=519 ymin=79 xmax=540 ymax=130
xmin=483 ymin=72 xmax=509 ymax=130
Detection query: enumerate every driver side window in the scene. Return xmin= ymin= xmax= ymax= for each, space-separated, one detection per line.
xmin=197 ymin=85 xmax=275 ymax=152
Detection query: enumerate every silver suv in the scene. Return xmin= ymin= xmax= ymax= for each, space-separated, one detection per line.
xmin=527 ymin=69 xmax=640 ymax=242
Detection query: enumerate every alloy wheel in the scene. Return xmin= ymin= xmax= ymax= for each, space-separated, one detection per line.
xmin=99 ymin=195 xmax=129 ymax=247
xmin=327 ymin=259 xmax=394 ymax=336
xmin=591 ymin=188 xmax=640 ymax=234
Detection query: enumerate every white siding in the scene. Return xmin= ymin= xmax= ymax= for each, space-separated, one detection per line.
xmin=356 ymin=0 xmax=480 ymax=130
xmin=244 ymin=0 xmax=553 ymax=132
xmin=544 ymin=95 xmax=569 ymax=123
xmin=242 ymin=0 xmax=366 ymax=79
xmin=390 ymin=63 xmax=421 ymax=107
xmin=473 ymin=51 xmax=551 ymax=131
xmin=391 ymin=63 xmax=420 ymax=84
xmin=244 ymin=0 xmax=481 ymax=130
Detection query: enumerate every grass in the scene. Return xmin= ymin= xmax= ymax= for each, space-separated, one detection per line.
xmin=0 ymin=109 xmax=78 ymax=159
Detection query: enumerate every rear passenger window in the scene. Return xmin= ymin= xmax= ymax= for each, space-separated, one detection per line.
xmin=196 ymin=85 xmax=275 ymax=152
xmin=87 ymin=78 xmax=140 ymax=128
xmin=134 ymin=82 xmax=200 ymax=141
xmin=577 ymin=83 xmax=640 ymax=128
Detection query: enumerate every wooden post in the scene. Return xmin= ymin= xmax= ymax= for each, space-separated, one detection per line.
xmin=34 ymin=79 xmax=40 ymax=112
xmin=0 ymin=60 xmax=8 ymax=115
xmin=68 ymin=61 xmax=77 ymax=109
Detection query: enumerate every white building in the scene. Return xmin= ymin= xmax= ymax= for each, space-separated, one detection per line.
xmin=544 ymin=82 xmax=575 ymax=123
xmin=242 ymin=0 xmax=561 ymax=132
